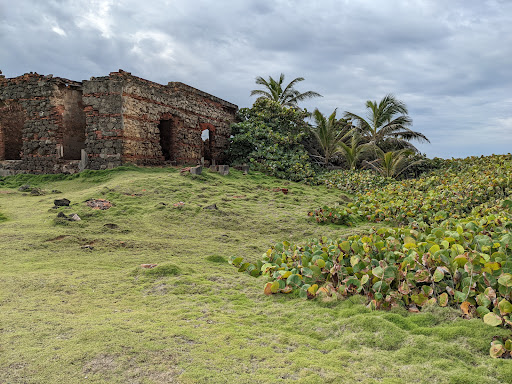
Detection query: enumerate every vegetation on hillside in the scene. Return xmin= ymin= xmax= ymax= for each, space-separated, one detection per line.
xmin=231 ymin=154 xmax=512 ymax=357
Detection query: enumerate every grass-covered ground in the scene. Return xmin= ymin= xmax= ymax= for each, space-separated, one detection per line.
xmin=1 ymin=167 xmax=511 ymax=384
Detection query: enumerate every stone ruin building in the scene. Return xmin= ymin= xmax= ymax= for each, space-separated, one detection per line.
xmin=0 ymin=70 xmax=238 ymax=175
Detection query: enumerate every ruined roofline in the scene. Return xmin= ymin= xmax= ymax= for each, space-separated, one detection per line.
xmin=1 ymin=72 xmax=82 ymax=88
xmin=98 ymin=69 xmax=238 ymax=111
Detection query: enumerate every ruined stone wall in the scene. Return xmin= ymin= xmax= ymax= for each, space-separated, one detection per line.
xmin=109 ymin=70 xmax=237 ymax=166
xmin=0 ymin=70 xmax=237 ymax=174
xmin=0 ymin=73 xmax=84 ymax=174
xmin=82 ymin=75 xmax=124 ymax=170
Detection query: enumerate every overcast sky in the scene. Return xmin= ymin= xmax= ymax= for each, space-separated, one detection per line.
xmin=1 ymin=0 xmax=511 ymax=158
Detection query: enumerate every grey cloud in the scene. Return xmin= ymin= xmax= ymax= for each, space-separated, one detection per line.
xmin=1 ymin=0 xmax=511 ymax=158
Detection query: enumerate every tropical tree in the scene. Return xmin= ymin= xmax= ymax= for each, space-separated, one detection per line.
xmin=339 ymin=131 xmax=371 ymax=170
xmin=310 ymin=108 xmax=349 ymax=166
xmin=344 ymin=94 xmax=429 ymax=151
xmin=363 ymin=148 xmax=425 ymax=179
xmin=250 ymin=73 xmax=322 ymax=108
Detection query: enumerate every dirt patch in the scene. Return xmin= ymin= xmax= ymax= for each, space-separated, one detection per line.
xmin=86 ymin=199 xmax=112 ymax=210
xmin=83 ymin=354 xmax=118 ymax=376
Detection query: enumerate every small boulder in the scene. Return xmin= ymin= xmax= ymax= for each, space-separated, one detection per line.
xmin=54 ymin=198 xmax=71 ymax=206
xmin=190 ymin=165 xmax=202 ymax=175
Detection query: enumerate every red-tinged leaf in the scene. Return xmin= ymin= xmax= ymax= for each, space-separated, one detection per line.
xmin=264 ymin=282 xmax=273 ymax=296
xmin=408 ymin=305 xmax=420 ymax=313
xmin=460 ymin=301 xmax=473 ymax=317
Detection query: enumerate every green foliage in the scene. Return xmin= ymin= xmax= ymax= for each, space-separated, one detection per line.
xmin=319 ymin=169 xmax=394 ymax=194
xmin=231 ymin=205 xmax=512 ymax=320
xmin=344 ymin=94 xmax=429 ymax=152
xmin=364 ymin=148 xmax=425 ymax=179
xmin=250 ymin=73 xmax=322 ymax=108
xmin=0 ymin=212 xmax=7 ymax=222
xmin=315 ymin=154 xmax=512 ymax=226
xmin=228 ymin=99 xmax=316 ymax=182
xmin=310 ymin=108 xmax=349 ymax=165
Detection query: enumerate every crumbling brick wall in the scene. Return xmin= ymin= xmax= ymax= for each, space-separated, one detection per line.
xmin=0 ymin=70 xmax=237 ymax=174
xmin=0 ymin=73 xmax=85 ymax=174
xmin=82 ymin=70 xmax=237 ymax=168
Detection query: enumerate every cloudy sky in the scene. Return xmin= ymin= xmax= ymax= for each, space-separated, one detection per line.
xmin=1 ymin=0 xmax=511 ymax=158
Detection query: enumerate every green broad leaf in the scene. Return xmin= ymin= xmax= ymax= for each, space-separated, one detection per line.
xmin=301 ymin=267 xmax=313 ymax=278
xmin=429 ymin=244 xmax=441 ymax=254
xmin=270 ymin=281 xmax=280 ymax=294
xmin=310 ymin=265 xmax=322 ymax=276
xmin=456 ymin=225 xmax=464 ymax=235
xmin=339 ymin=241 xmax=350 ymax=253
xmin=286 ymin=274 xmax=302 ymax=287
xmin=411 ymin=293 xmax=428 ymax=306
xmin=475 ymin=235 xmax=493 ymax=248
xmin=307 ymin=284 xmax=319 ymax=296
xmin=360 ymin=274 xmax=369 ymax=285
xmin=250 ymin=268 xmax=261 ymax=277
xmin=498 ymin=273 xmax=512 ymax=287
xmin=476 ymin=306 xmax=490 ymax=317
xmin=238 ymin=262 xmax=251 ymax=272
xmin=454 ymin=290 xmax=466 ymax=303
xmin=350 ymin=256 xmax=359 ymax=267
xmin=261 ymin=263 xmax=275 ymax=273
xmin=316 ymin=259 xmax=326 ymax=268
xmin=229 ymin=256 xmax=244 ymax=266
xmin=451 ymin=244 xmax=465 ymax=255
xmin=433 ymin=267 xmax=445 ymax=282
xmin=484 ymin=312 xmax=503 ymax=327
xmin=440 ymin=240 xmax=450 ymax=250
xmin=498 ymin=299 xmax=512 ymax=315
xmin=505 ymin=339 xmax=512 ymax=351
xmin=372 ymin=266 xmax=384 ymax=279
xmin=490 ymin=343 xmax=506 ymax=358
xmin=476 ymin=293 xmax=491 ymax=308
xmin=438 ymin=292 xmax=449 ymax=307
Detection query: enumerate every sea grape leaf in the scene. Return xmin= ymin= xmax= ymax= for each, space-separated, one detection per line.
xmin=438 ymin=292 xmax=449 ymax=307
xmin=498 ymin=299 xmax=512 ymax=315
xmin=484 ymin=312 xmax=503 ymax=327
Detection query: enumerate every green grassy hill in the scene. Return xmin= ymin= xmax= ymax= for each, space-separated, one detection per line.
xmin=1 ymin=167 xmax=511 ymax=383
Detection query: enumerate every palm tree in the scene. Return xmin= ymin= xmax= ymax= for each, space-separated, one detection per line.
xmin=339 ymin=131 xmax=371 ymax=170
xmin=344 ymin=94 xmax=429 ymax=151
xmin=363 ymin=148 xmax=425 ymax=179
xmin=310 ymin=108 xmax=349 ymax=166
xmin=250 ymin=73 xmax=322 ymax=108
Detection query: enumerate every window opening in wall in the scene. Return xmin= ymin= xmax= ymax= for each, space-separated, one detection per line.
xmin=201 ymin=127 xmax=212 ymax=165
xmin=0 ymin=101 xmax=25 ymax=160
xmin=158 ymin=119 xmax=173 ymax=161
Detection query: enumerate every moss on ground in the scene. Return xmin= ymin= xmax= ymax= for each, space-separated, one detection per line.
xmin=1 ymin=167 xmax=511 ymax=383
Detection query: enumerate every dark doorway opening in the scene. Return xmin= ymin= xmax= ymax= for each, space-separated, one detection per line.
xmin=61 ymin=88 xmax=86 ymax=160
xmin=158 ymin=119 xmax=173 ymax=161
xmin=0 ymin=101 xmax=25 ymax=160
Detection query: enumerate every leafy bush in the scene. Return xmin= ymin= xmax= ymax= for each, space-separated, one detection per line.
xmin=230 ymin=200 xmax=512 ymax=320
xmin=313 ymin=154 xmax=512 ymax=226
xmin=319 ymin=169 xmax=394 ymax=194
xmin=228 ymin=99 xmax=316 ymax=182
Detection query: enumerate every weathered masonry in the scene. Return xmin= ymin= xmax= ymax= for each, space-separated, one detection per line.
xmin=0 ymin=70 xmax=237 ymax=175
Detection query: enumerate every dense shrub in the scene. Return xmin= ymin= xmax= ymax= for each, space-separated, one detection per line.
xmin=227 ymin=99 xmax=316 ymax=182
